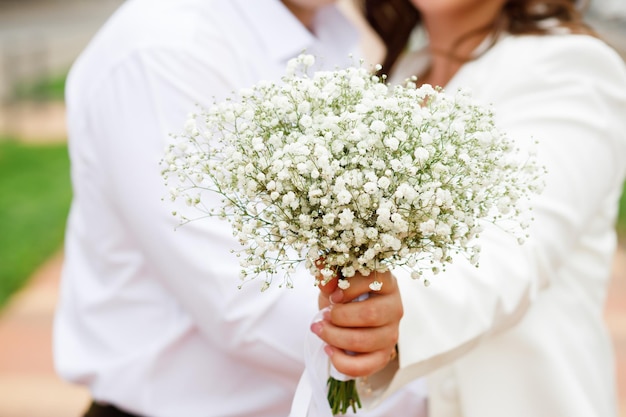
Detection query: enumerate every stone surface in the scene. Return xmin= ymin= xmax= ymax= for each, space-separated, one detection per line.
xmin=0 ymin=252 xmax=91 ymax=417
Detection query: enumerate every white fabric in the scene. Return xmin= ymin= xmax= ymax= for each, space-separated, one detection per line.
xmin=53 ymin=1 xmax=428 ymax=416
xmin=289 ymin=308 xmax=337 ymax=417
xmin=381 ymin=34 xmax=626 ymax=417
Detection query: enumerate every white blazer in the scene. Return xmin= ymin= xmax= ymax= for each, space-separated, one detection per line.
xmin=383 ymin=34 xmax=626 ymax=417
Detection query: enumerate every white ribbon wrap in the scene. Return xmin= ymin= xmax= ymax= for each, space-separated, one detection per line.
xmin=289 ymin=307 xmax=334 ymax=417
xmin=290 ymin=293 xmax=370 ymax=417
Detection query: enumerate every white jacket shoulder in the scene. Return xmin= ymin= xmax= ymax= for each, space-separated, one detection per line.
xmin=488 ymin=33 xmax=626 ymax=84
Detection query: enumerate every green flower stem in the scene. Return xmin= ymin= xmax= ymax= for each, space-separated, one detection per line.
xmin=327 ymin=376 xmax=362 ymax=415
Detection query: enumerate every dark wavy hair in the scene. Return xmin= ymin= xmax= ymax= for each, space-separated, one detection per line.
xmin=360 ymin=0 xmax=597 ymax=72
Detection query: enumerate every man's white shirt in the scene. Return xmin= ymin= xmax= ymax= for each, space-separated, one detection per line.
xmin=54 ymin=1 xmax=427 ymax=416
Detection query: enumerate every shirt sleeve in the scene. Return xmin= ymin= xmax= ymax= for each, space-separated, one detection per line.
xmin=378 ymin=35 xmax=626 ymax=401
xmin=81 ymin=44 xmax=319 ymax=367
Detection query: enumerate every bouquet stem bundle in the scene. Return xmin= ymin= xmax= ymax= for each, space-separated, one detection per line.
xmin=327 ymin=376 xmax=361 ymax=414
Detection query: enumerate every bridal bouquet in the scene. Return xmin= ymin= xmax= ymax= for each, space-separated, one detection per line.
xmin=161 ymin=54 xmax=543 ymax=415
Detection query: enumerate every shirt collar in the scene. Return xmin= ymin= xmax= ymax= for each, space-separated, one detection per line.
xmin=232 ymin=0 xmax=359 ymax=64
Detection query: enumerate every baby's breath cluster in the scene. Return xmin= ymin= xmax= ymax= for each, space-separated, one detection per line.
xmin=161 ymin=54 xmax=543 ymax=290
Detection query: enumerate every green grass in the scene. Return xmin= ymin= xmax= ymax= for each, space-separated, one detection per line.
xmin=0 ymin=140 xmax=71 ymax=307
xmin=12 ymin=72 xmax=67 ymax=102
xmin=618 ymin=181 xmax=626 ymax=239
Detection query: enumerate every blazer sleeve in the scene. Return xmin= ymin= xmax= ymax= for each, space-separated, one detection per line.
xmin=376 ymin=34 xmax=626 ymax=402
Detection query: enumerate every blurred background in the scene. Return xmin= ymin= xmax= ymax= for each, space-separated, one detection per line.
xmin=0 ymin=1 xmax=624 ymax=416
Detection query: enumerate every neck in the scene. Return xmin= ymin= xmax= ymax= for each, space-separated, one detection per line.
xmin=420 ymin=4 xmax=502 ymax=86
xmin=281 ymin=1 xmax=316 ymax=31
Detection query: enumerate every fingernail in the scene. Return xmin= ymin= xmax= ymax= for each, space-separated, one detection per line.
xmin=329 ymin=289 xmax=344 ymax=305
xmin=310 ymin=321 xmax=323 ymax=336
xmin=322 ymin=306 xmax=332 ymax=321
xmin=324 ymin=345 xmax=334 ymax=357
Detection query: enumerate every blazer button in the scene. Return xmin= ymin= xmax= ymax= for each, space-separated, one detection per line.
xmin=440 ymin=377 xmax=459 ymax=401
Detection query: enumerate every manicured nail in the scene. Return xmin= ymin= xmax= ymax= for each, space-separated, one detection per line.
xmin=322 ymin=306 xmax=332 ymax=321
xmin=324 ymin=345 xmax=334 ymax=357
xmin=329 ymin=289 xmax=344 ymax=305
xmin=310 ymin=321 xmax=323 ymax=336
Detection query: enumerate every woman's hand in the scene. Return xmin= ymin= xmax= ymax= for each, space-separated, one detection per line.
xmin=312 ymin=270 xmax=403 ymax=378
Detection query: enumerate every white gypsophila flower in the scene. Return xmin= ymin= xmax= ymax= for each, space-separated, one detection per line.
xmin=160 ymin=53 xmax=544 ymax=290
xmin=369 ymin=281 xmax=383 ymax=291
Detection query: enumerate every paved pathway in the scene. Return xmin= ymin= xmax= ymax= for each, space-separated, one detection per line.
xmin=0 ymin=252 xmax=89 ymax=417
